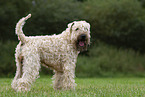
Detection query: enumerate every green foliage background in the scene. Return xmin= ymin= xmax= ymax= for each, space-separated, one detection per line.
xmin=0 ymin=0 xmax=145 ymax=77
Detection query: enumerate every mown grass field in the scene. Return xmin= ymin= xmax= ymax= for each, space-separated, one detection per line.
xmin=0 ymin=77 xmax=145 ymax=97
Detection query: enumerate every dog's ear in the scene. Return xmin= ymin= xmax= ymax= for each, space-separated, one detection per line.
xmin=85 ymin=22 xmax=91 ymax=31
xmin=68 ymin=22 xmax=75 ymax=28
xmin=69 ymin=22 xmax=75 ymax=34
xmin=81 ymin=21 xmax=90 ymax=32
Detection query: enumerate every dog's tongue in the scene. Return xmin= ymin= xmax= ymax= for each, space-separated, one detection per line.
xmin=79 ymin=41 xmax=84 ymax=46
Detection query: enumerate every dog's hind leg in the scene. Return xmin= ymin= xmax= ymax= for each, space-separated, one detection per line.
xmin=14 ymin=48 xmax=41 ymax=92
xmin=15 ymin=55 xmax=23 ymax=79
xmin=11 ymin=59 xmax=22 ymax=90
xmin=11 ymin=47 xmax=24 ymax=90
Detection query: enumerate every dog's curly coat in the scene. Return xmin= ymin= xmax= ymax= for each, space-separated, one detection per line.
xmin=11 ymin=14 xmax=91 ymax=92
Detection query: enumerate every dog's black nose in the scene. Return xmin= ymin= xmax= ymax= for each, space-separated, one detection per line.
xmin=80 ymin=34 xmax=86 ymax=39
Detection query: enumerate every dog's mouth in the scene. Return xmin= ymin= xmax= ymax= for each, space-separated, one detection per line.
xmin=76 ymin=34 xmax=89 ymax=52
xmin=79 ymin=41 xmax=85 ymax=47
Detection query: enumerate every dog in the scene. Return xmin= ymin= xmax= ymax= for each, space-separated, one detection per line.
xmin=11 ymin=14 xmax=91 ymax=92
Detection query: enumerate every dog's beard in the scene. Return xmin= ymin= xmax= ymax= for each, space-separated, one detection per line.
xmin=75 ymin=34 xmax=90 ymax=52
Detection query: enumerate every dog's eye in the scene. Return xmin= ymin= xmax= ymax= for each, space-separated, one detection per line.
xmin=75 ymin=28 xmax=79 ymax=31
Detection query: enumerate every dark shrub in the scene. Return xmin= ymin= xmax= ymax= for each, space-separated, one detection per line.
xmin=76 ymin=42 xmax=145 ymax=77
xmin=24 ymin=0 xmax=82 ymax=36
xmin=0 ymin=41 xmax=17 ymax=76
xmin=82 ymin=0 xmax=145 ymax=52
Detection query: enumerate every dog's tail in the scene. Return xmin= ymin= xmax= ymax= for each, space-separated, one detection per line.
xmin=15 ymin=14 xmax=31 ymax=43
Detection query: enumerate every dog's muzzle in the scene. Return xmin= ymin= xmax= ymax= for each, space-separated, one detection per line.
xmin=76 ymin=34 xmax=89 ymax=52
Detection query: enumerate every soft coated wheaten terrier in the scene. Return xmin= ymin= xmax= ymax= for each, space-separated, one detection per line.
xmin=11 ymin=14 xmax=91 ymax=92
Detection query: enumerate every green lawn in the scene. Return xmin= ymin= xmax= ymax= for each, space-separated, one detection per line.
xmin=0 ymin=77 xmax=145 ymax=97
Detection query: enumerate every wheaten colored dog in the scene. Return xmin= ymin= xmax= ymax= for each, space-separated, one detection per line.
xmin=11 ymin=14 xmax=91 ymax=92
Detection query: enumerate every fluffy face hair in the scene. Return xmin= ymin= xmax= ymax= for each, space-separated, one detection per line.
xmin=68 ymin=21 xmax=91 ymax=52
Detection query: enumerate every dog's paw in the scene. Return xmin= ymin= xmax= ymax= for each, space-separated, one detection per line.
xmin=15 ymin=78 xmax=31 ymax=92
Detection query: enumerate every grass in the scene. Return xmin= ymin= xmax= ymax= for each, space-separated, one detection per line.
xmin=0 ymin=77 xmax=145 ymax=97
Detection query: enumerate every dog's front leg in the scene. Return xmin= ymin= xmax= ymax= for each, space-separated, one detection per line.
xmin=53 ymin=61 xmax=76 ymax=90
xmin=62 ymin=64 xmax=76 ymax=90
xmin=52 ymin=71 xmax=64 ymax=90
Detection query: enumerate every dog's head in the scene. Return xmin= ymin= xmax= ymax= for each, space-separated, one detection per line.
xmin=68 ymin=21 xmax=91 ymax=52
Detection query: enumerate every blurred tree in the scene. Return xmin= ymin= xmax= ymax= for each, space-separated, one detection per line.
xmin=0 ymin=0 xmax=32 ymax=41
xmin=82 ymin=0 xmax=145 ymax=52
xmin=138 ymin=0 xmax=145 ymax=7
xmin=24 ymin=0 xmax=82 ymax=36
xmin=1 ymin=0 xmax=145 ymax=77
xmin=0 ymin=0 xmax=82 ymax=40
